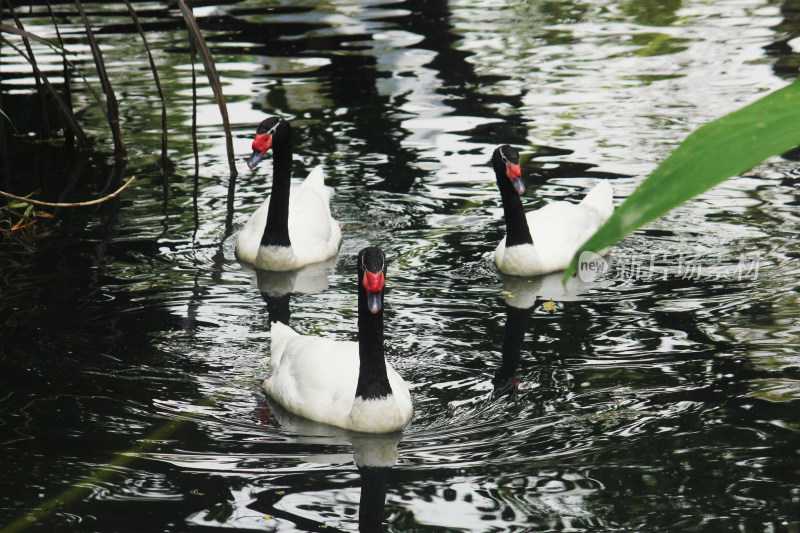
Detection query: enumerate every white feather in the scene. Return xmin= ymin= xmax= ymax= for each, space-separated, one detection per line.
xmin=265 ymin=321 xmax=413 ymax=433
xmin=495 ymin=181 xmax=614 ymax=276
xmin=236 ymin=166 xmax=342 ymax=271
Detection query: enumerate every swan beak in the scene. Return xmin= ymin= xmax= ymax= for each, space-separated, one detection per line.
xmin=506 ymin=163 xmax=524 ymax=194
xmin=367 ymin=291 xmax=382 ymax=314
xmin=362 ymin=270 xmax=385 ymax=314
xmin=247 ymin=150 xmax=264 ymax=169
xmin=248 ymin=132 xmax=273 ymax=169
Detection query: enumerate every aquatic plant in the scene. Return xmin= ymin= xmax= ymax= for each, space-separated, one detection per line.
xmin=565 ymin=78 xmax=800 ymax=280
xmin=0 ymin=197 xmax=54 ymax=247
xmin=0 ymin=1 xmax=235 ymax=168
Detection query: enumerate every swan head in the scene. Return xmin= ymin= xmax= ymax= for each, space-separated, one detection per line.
xmin=247 ymin=116 xmax=290 ymax=170
xmin=358 ymin=247 xmax=387 ymax=315
xmin=492 ymin=145 xmax=524 ymax=195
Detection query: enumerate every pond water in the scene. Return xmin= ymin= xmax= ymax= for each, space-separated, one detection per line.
xmin=2 ymin=0 xmax=800 ymax=531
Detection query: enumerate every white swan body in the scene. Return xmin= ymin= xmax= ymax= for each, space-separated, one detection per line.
xmin=236 ymin=166 xmax=342 ymax=271
xmin=495 ymin=181 xmax=614 ymax=276
xmin=265 ymin=321 xmax=413 ymax=433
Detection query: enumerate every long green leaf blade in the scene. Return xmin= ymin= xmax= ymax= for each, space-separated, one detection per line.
xmin=564 ymin=78 xmax=800 ymax=280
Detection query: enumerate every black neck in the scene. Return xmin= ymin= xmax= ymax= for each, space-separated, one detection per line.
xmin=499 ymin=185 xmax=534 ymax=247
xmin=493 ymin=304 xmax=530 ymax=395
xmin=493 ymin=154 xmax=534 ymax=247
xmin=358 ymin=466 xmax=389 ymax=533
xmin=355 ymin=287 xmax=393 ymax=400
xmin=261 ymin=135 xmax=292 ymax=248
xmin=262 ymin=292 xmax=291 ymax=325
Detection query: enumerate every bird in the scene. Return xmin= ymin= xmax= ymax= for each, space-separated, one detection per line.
xmin=235 ymin=116 xmax=342 ymax=271
xmin=263 ymin=247 xmax=413 ymax=433
xmin=491 ymin=144 xmax=614 ymax=276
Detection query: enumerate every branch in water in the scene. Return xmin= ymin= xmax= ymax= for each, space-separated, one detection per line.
xmin=0 ymin=176 xmax=136 ymax=207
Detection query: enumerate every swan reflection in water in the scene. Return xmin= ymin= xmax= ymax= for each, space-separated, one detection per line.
xmin=494 ymin=270 xmax=607 ymax=398
xmin=239 ymin=256 xmax=337 ymax=325
xmin=262 ymin=397 xmax=401 ymax=533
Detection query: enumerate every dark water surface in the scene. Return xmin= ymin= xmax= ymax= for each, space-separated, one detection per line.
xmin=2 ymin=1 xmax=800 ymax=531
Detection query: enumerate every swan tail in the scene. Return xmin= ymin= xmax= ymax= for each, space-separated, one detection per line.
xmin=302 ymin=166 xmax=325 ymax=188
xmin=580 ymin=181 xmax=614 ymax=220
xmin=301 ymin=166 xmax=334 ymax=201
xmin=270 ymin=321 xmax=300 ymax=373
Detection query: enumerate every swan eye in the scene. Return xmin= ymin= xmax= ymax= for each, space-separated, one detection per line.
xmin=362 ymin=270 xmax=385 ymax=293
xmin=252 ymin=132 xmax=272 ymax=154
xmin=506 ymin=163 xmax=521 ymax=180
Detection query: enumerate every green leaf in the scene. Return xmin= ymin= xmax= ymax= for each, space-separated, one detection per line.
xmin=564 ymin=78 xmax=800 ymax=280
xmin=0 ymin=108 xmax=16 ymax=132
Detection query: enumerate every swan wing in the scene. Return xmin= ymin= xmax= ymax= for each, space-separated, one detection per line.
xmin=496 ymin=182 xmax=614 ymax=276
xmin=579 ymin=180 xmax=614 ymax=220
xmin=387 ymin=364 xmax=413 ymax=421
xmin=265 ymin=331 xmax=359 ymax=428
xmin=287 ymin=167 xmax=342 ymax=265
xmin=235 ymin=199 xmax=271 ymax=266
xmin=525 ymin=201 xmax=607 ymax=272
xmin=300 ymin=166 xmax=335 ymax=202
xmin=269 ymin=321 xmax=300 ymax=373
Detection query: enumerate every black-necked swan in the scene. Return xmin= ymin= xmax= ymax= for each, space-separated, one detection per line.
xmin=492 ymin=144 xmax=614 ymax=276
xmin=235 ymin=116 xmax=342 ymax=271
xmin=263 ymin=247 xmax=413 ymax=433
